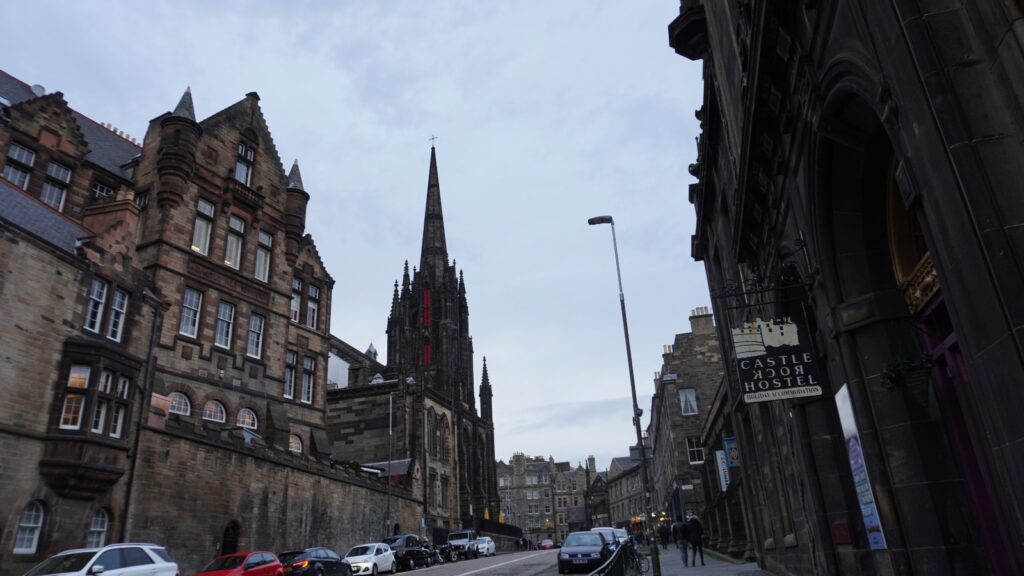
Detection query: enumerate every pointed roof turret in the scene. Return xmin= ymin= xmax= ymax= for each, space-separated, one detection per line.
xmin=172 ymin=87 xmax=196 ymax=121
xmin=288 ymin=159 xmax=305 ymax=191
xmin=419 ymin=146 xmax=449 ymax=282
xmin=481 ymin=356 xmax=491 ymax=388
xmin=366 ymin=342 xmax=378 ymax=360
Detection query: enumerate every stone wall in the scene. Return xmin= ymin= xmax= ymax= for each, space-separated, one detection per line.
xmin=127 ymin=427 xmax=422 ymax=575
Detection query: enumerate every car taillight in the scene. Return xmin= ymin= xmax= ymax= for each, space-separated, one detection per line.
xmin=293 ymin=560 xmax=309 ymax=568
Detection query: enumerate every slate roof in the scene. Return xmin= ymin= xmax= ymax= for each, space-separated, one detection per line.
xmin=0 ymin=69 xmax=140 ymax=178
xmin=0 ymin=180 xmax=90 ymax=255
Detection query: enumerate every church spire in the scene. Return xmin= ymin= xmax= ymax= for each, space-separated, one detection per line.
xmin=419 ymin=146 xmax=449 ymax=283
xmin=480 ymin=356 xmax=493 ymax=422
xmin=172 ymin=87 xmax=196 ymax=121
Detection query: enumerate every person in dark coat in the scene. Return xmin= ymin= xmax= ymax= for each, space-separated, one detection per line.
xmin=657 ymin=523 xmax=671 ymax=550
xmin=687 ymin=515 xmax=705 ymax=566
xmin=671 ymin=515 xmax=690 ymax=566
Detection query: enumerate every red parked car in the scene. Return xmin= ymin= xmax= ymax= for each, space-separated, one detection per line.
xmin=196 ymin=551 xmax=283 ymax=576
xmin=540 ymin=539 xmax=557 ymax=550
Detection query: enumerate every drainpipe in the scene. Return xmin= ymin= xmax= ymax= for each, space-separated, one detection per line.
xmin=120 ymin=289 xmax=165 ymax=542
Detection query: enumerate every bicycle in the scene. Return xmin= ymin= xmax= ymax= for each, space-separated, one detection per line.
xmin=626 ymin=545 xmax=650 ymax=575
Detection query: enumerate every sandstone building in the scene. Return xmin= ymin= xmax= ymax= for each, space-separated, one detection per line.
xmin=0 ymin=71 xmax=422 ymax=576
xmin=495 ymin=453 xmax=590 ymax=545
xmin=647 ymin=308 xmax=723 ymax=523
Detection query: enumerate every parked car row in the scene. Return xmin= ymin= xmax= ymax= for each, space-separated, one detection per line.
xmin=556 ymin=527 xmax=630 ymax=574
xmin=21 ymin=534 xmax=503 ymax=576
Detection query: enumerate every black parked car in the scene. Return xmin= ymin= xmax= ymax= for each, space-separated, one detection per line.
xmin=382 ymin=534 xmax=431 ymax=570
xmin=557 ymin=531 xmax=610 ymax=574
xmin=279 ymin=547 xmax=351 ymax=576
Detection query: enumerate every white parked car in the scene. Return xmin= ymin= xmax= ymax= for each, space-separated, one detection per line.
xmin=476 ymin=536 xmax=496 ymax=557
xmin=22 ymin=543 xmax=178 ymax=576
xmin=344 ymin=542 xmax=397 ymax=575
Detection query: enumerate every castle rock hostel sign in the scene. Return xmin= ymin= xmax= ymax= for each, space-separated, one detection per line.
xmin=731 ymin=317 xmax=822 ymax=403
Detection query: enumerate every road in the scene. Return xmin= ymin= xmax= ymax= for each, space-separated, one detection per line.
xmin=410 ymin=550 xmax=561 ymax=576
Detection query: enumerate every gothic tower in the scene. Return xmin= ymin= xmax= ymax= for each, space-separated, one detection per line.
xmin=385 ymin=146 xmax=498 ymax=527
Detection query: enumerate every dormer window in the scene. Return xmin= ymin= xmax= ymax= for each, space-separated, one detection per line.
xmin=234 ymin=142 xmax=255 ymax=187
xmin=41 ymin=161 xmax=72 ymax=211
xmin=3 ymin=142 xmax=35 ymax=189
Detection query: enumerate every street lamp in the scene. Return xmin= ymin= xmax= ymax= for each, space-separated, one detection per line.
xmin=588 ymin=215 xmax=662 ymax=576
xmin=384 ymin=390 xmax=395 ymax=539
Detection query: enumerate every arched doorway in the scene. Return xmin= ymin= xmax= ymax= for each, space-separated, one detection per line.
xmin=221 ymin=521 xmax=240 ymax=555
xmin=816 ymin=91 xmax=1012 ymax=574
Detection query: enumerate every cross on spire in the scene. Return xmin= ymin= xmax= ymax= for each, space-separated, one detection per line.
xmin=429 ymin=134 xmax=438 ymax=146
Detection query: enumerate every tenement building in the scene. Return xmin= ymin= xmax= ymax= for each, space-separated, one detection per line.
xmin=496 ymin=453 xmax=589 ymax=545
xmin=328 ymin=147 xmax=499 ymax=538
xmin=672 ymin=1 xmax=1024 ymax=575
xmin=0 ymin=71 xmax=422 ymax=576
xmin=606 ymin=456 xmax=643 ymax=532
xmin=647 ymin=307 xmax=723 ymax=524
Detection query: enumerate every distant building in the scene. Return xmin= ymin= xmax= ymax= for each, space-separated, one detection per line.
xmin=607 ymin=457 xmax=644 ymax=531
xmin=496 ymin=453 xmax=590 ymax=544
xmin=647 ymin=308 xmax=722 ymax=523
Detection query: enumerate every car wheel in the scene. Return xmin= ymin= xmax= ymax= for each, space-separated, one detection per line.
xmin=372 ymin=565 xmax=378 ymax=576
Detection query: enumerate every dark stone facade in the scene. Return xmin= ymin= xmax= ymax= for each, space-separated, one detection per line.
xmin=328 ymin=147 xmax=499 ymax=535
xmin=672 ymin=1 xmax=1024 ymax=575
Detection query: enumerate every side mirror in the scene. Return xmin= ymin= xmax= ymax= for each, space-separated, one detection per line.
xmin=89 ymin=565 xmax=105 ymax=575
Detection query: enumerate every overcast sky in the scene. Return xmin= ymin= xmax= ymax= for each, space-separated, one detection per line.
xmin=2 ymin=1 xmax=708 ymax=472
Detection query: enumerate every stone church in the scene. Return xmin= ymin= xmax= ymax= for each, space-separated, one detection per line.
xmin=327 ymin=146 xmax=500 ymax=538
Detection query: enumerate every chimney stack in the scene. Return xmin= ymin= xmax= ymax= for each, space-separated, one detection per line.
xmin=690 ymin=305 xmax=714 ymax=334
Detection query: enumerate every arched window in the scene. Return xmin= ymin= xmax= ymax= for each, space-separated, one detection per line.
xmin=289 ymin=434 xmax=303 ymax=454
xmin=168 ymin=392 xmax=191 ymax=416
xmin=202 ymin=400 xmax=226 ymax=423
xmin=86 ymin=509 xmax=108 ymax=548
xmin=236 ymin=408 xmax=258 ymax=430
xmin=441 ymin=418 xmax=451 ymax=463
xmin=14 ymin=501 xmax=44 ymax=554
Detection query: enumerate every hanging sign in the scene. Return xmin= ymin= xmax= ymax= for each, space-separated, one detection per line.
xmin=715 ymin=450 xmax=730 ymax=492
xmin=731 ymin=316 xmax=823 ymax=403
xmin=724 ymin=436 xmax=741 ymax=468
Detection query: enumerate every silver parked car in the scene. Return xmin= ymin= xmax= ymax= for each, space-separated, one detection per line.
xmin=22 ymin=543 xmax=178 ymax=576
xmin=475 ymin=536 xmax=496 ymax=557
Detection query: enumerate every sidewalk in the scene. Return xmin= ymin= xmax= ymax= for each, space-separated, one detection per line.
xmin=643 ymin=544 xmax=769 ymax=576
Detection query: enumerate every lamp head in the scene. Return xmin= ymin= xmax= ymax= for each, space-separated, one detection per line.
xmin=588 ymin=215 xmax=613 ymax=226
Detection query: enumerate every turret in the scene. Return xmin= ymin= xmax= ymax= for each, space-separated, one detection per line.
xmin=285 ymin=159 xmax=310 ymax=265
xmin=479 ymin=357 xmax=493 ymax=422
xmin=156 ymin=88 xmax=201 ymax=211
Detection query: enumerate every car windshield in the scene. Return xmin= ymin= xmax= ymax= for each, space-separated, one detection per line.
xmin=448 ymin=532 xmax=469 ymax=541
xmin=382 ymin=537 xmax=401 ymax=546
xmin=614 ymin=529 xmax=628 ymax=539
xmin=564 ymin=534 xmax=603 ymax=547
xmin=23 ymin=552 xmax=95 ymax=576
xmin=203 ymin=555 xmax=245 ymax=570
xmin=278 ymin=551 xmax=306 ymax=564
xmin=346 ymin=546 xmax=373 ymax=557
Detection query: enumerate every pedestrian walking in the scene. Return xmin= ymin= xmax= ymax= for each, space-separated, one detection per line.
xmin=658 ymin=523 xmax=670 ymax=550
xmin=671 ymin=515 xmax=690 ymax=566
xmin=688 ymin=515 xmax=705 ymax=566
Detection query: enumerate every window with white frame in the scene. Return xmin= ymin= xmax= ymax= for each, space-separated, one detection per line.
xmin=679 ymin=388 xmax=699 ymax=416
xmin=290 ymin=278 xmax=301 ymax=322
xmin=224 ymin=215 xmax=245 ymax=270
xmin=179 ymin=288 xmax=202 ymax=338
xmin=234 ymin=142 xmax=254 ymax=187
xmin=284 ymin=351 xmax=297 ymax=399
xmin=168 ymin=392 xmax=191 ymax=416
xmin=247 ymin=313 xmax=264 ymax=358
xmin=13 ymin=501 xmax=44 ymax=554
xmin=236 ymin=408 xmax=258 ymax=430
xmin=84 ymin=279 xmax=108 ymax=333
xmin=306 ymin=284 xmax=319 ymax=329
xmin=91 ymin=181 xmax=114 ymax=200
xmin=686 ymin=437 xmax=705 ymax=464
xmin=3 ymin=142 xmax=35 ymax=189
xmin=40 ymin=161 xmax=71 ymax=211
xmin=191 ymin=198 xmax=215 ymax=255
xmin=202 ymin=400 xmax=226 ymax=423
xmin=215 ymin=301 xmax=235 ymax=349
xmin=255 ymin=230 xmax=272 ymax=282
xmin=60 ymin=365 xmax=91 ymax=430
xmin=301 ymin=356 xmax=315 ymax=404
xmin=86 ymin=509 xmax=108 ymax=548
xmin=106 ymin=289 xmax=128 ymax=342
xmin=289 ymin=433 xmax=302 ymax=454
xmin=109 ymin=403 xmax=125 ymax=438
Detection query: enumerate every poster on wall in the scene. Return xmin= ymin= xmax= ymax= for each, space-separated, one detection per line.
xmin=731 ymin=316 xmax=823 ymax=403
xmin=724 ymin=436 xmax=741 ymax=468
xmin=836 ymin=384 xmax=887 ymax=550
